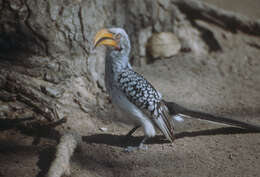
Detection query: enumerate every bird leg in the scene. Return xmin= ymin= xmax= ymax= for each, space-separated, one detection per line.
xmin=125 ymin=125 xmax=141 ymax=139
xmin=123 ymin=125 xmax=141 ymax=144
xmin=138 ymin=136 xmax=148 ymax=149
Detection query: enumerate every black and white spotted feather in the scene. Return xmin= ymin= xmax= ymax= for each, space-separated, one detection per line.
xmin=117 ymin=68 xmax=175 ymax=142
xmin=117 ymin=68 xmax=160 ymax=112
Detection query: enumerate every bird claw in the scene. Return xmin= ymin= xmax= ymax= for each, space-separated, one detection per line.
xmin=124 ymin=144 xmax=148 ymax=152
xmin=139 ymin=144 xmax=148 ymax=150
xmin=124 ymin=146 xmax=136 ymax=152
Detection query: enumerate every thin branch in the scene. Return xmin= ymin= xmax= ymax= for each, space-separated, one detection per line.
xmin=172 ymin=0 xmax=260 ymax=36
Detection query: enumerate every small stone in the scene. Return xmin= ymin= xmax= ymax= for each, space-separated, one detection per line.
xmin=147 ymin=32 xmax=181 ymax=59
xmin=40 ymin=86 xmax=64 ymax=98
xmin=99 ymin=127 xmax=108 ymax=132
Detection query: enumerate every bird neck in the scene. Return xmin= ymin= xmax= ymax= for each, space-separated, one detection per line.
xmin=107 ymin=50 xmax=130 ymax=73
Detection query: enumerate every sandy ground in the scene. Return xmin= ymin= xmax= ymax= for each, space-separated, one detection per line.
xmin=1 ymin=1 xmax=260 ymax=177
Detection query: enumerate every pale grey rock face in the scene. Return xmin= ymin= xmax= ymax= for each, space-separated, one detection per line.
xmin=138 ymin=27 xmax=153 ymax=57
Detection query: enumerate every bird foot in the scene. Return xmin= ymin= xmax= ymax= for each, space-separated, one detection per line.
xmin=124 ymin=144 xmax=148 ymax=152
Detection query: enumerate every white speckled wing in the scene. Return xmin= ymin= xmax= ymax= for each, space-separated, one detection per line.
xmin=117 ymin=68 xmax=161 ymax=113
xmin=117 ymin=68 xmax=175 ymax=141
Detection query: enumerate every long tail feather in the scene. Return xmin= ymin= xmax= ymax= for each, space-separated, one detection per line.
xmin=152 ymin=101 xmax=175 ymax=142
xmin=164 ymin=100 xmax=260 ymax=131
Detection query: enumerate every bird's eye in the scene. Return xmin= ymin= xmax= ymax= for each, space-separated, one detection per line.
xmin=115 ymin=34 xmax=121 ymax=40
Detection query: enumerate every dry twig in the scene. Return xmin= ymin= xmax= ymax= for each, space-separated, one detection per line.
xmin=173 ymin=0 xmax=260 ymax=36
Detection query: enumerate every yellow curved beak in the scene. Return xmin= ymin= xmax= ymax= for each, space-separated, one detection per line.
xmin=93 ymin=29 xmax=118 ymax=49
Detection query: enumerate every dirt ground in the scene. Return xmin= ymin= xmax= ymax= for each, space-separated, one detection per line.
xmin=1 ymin=1 xmax=260 ymax=177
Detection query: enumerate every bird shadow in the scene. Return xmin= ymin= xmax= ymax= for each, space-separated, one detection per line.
xmin=83 ymin=127 xmax=260 ymax=148
xmin=82 ymin=133 xmax=168 ymax=148
xmin=36 ymin=146 xmax=56 ymax=177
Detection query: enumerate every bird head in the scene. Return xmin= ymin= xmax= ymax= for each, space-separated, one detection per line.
xmin=93 ymin=28 xmax=131 ymax=56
